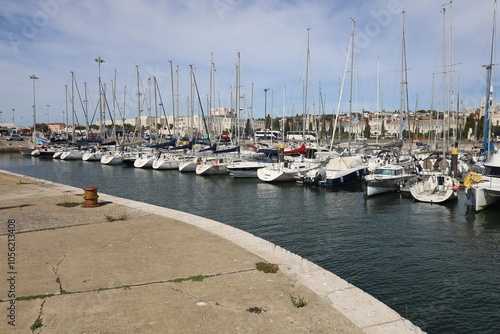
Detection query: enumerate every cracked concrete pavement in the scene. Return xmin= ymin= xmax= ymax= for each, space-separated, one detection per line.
xmin=0 ymin=170 xmax=424 ymax=334
xmin=0 ymin=171 xmax=366 ymax=333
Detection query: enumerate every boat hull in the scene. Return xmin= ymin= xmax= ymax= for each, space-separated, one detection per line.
xmin=101 ymin=153 xmax=123 ymax=165
xmin=470 ymin=180 xmax=500 ymax=211
xmin=323 ymin=168 xmax=367 ymax=186
xmin=196 ymin=163 xmax=229 ymax=175
xmin=409 ymin=175 xmax=459 ymax=203
xmin=365 ymin=175 xmax=414 ymax=197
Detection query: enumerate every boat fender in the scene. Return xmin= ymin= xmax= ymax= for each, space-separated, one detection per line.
xmin=196 ymin=158 xmax=201 ymax=165
xmin=340 ymin=176 xmax=344 ymax=183
xmin=356 ymin=170 xmax=360 ymax=177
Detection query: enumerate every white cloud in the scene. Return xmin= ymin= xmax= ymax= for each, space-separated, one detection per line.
xmin=0 ymin=0 xmax=496 ymax=126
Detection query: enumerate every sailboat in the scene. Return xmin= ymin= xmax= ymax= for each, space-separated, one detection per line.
xmin=408 ymin=7 xmax=460 ymax=203
xmin=464 ymin=0 xmax=500 ymax=211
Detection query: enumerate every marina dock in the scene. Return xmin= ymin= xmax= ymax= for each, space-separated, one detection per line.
xmin=0 ymin=170 xmax=424 ymax=333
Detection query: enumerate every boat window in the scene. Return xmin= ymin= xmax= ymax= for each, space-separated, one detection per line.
xmin=437 ymin=176 xmax=444 ymax=185
xmin=375 ymin=169 xmax=395 ymax=175
xmin=484 ymin=166 xmax=500 ymax=176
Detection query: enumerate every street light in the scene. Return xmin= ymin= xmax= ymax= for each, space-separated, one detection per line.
xmin=12 ymin=108 xmax=15 ymax=124
xmin=30 ymin=75 xmax=39 ymax=138
xmin=95 ymin=56 xmax=105 ymax=139
xmin=46 ymin=104 xmax=50 ymax=124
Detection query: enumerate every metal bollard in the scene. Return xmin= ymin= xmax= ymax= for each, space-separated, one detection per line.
xmin=82 ymin=186 xmax=100 ymax=208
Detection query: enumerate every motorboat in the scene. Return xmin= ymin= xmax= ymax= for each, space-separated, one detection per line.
xmin=365 ymin=164 xmax=416 ymax=197
xmin=464 ymin=150 xmax=500 ymax=211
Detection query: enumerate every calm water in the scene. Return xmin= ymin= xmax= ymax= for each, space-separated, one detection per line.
xmin=1 ymin=153 xmax=499 ymax=334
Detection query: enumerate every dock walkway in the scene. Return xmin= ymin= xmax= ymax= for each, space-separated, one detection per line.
xmin=0 ymin=170 xmax=424 ymax=333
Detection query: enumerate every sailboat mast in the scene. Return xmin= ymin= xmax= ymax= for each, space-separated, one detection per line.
xmin=84 ymin=82 xmax=89 ymax=139
xmin=303 ymin=27 xmax=311 ymax=142
xmin=282 ymin=85 xmax=286 ymax=144
xmin=71 ymin=71 xmax=75 ymax=144
xmin=189 ymin=65 xmax=194 ymax=139
xmin=112 ymin=69 xmax=117 ymax=142
xmin=399 ymin=10 xmax=409 ymax=141
xmin=329 ymin=22 xmax=352 ymax=151
xmin=348 ymin=19 xmax=355 ymax=155
xmin=442 ymin=7 xmax=448 ymax=162
xmin=376 ymin=55 xmax=380 ymax=144
xmin=64 ymin=84 xmax=68 ymax=142
xmin=483 ymin=0 xmax=497 ymax=160
xmin=236 ymin=52 xmax=241 ymax=145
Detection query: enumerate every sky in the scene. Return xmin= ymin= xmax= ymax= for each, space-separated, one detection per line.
xmin=0 ymin=0 xmax=497 ymax=127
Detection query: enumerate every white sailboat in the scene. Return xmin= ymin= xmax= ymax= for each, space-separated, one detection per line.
xmin=100 ymin=149 xmax=124 ymax=165
xmin=257 ymin=158 xmax=321 ymax=182
xmin=409 ymin=174 xmax=460 ymax=203
xmin=195 ymin=156 xmax=230 ymax=175
xmin=409 ymin=7 xmax=460 ymax=203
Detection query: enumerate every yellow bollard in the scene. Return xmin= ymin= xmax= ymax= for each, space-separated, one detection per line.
xmin=82 ymin=186 xmax=100 ymax=208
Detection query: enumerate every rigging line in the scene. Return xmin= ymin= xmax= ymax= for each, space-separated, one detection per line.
xmin=155 ymin=77 xmax=171 ymax=135
xmin=192 ymin=66 xmax=212 ymax=147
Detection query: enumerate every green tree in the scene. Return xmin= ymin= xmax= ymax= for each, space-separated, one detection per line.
xmin=245 ymin=119 xmax=252 ymax=136
xmin=364 ymin=122 xmax=371 ymax=139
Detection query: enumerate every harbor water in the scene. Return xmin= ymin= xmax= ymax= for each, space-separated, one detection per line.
xmin=1 ymin=153 xmax=499 ymax=334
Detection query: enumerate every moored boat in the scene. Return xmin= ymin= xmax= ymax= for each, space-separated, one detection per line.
xmin=409 ymin=174 xmax=460 ymax=203
xmin=365 ymin=164 xmax=416 ymax=197
xmin=464 ymin=150 xmax=500 ymax=211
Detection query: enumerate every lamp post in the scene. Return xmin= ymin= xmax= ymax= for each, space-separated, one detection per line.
xmin=46 ymin=104 xmax=50 ymax=124
xmin=95 ymin=56 xmax=105 ymax=140
xmin=264 ymin=88 xmax=270 ymax=130
xmin=0 ymin=111 xmax=2 ymax=123
xmin=30 ymin=75 xmax=39 ymax=141
xmin=12 ymin=109 xmax=15 ymax=124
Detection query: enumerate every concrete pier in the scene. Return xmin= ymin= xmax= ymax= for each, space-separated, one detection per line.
xmin=0 ymin=170 xmax=425 ymax=333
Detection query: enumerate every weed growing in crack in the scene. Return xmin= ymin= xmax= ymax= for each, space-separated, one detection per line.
xmin=16 ymin=294 xmax=54 ymax=301
xmin=30 ymin=320 xmax=43 ymax=331
xmin=105 ymin=214 xmax=128 ymax=222
xmin=168 ymin=275 xmax=211 ymax=283
xmin=290 ymin=293 xmax=307 ymax=308
xmin=56 ymin=201 xmax=83 ymax=207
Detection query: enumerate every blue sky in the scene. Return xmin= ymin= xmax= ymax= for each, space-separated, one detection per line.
xmin=0 ymin=0 xmax=497 ymax=126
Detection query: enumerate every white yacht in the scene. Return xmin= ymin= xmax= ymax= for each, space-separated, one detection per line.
xmin=365 ymin=164 xmax=416 ymax=197
xmin=465 ymin=151 xmax=500 ymax=211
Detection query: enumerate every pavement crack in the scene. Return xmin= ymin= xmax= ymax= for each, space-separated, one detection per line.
xmin=31 ymin=299 xmax=45 ymax=333
xmin=51 ymin=242 xmax=68 ymax=294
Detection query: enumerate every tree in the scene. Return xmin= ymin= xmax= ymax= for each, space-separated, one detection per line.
xmin=284 ymin=120 xmax=290 ymax=136
xmin=245 ymin=119 xmax=252 ymax=136
xmin=364 ymin=122 xmax=371 ymax=139
xmin=462 ymin=113 xmax=476 ymax=140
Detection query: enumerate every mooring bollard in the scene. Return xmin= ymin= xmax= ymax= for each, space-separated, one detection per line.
xmin=82 ymin=186 xmax=100 ymax=208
